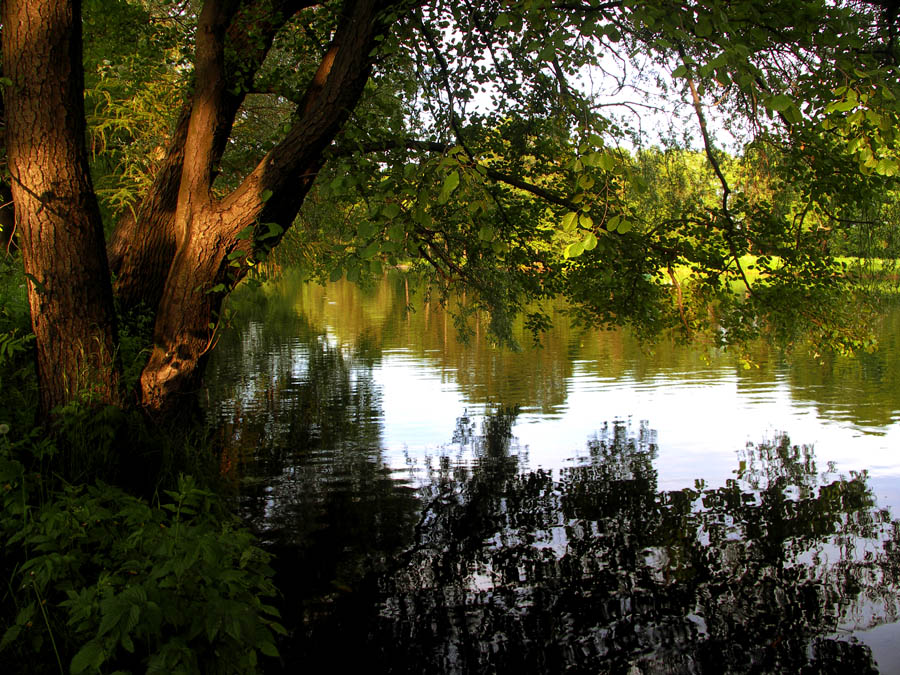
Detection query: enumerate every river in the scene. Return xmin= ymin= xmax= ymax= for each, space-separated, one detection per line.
xmin=205 ymin=271 xmax=900 ymax=673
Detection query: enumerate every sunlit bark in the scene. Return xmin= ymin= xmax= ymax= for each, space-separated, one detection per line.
xmin=2 ymin=0 xmax=121 ymax=413
xmin=138 ymin=0 xmax=395 ymax=413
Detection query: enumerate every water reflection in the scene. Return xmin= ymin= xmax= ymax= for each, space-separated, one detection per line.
xmin=362 ymin=422 xmax=895 ymax=674
xmin=209 ymin=273 xmax=900 ymax=487
xmin=203 ymin=274 xmax=900 ymax=672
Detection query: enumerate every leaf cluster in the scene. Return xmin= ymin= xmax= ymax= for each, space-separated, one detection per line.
xmin=1 ymin=435 xmax=283 ymax=675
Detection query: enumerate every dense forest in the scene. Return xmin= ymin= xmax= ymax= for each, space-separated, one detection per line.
xmin=3 ymin=0 xmax=900 ymax=672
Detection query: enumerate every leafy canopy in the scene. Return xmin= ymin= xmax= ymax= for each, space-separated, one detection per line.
xmin=78 ymin=0 xmax=900 ymax=352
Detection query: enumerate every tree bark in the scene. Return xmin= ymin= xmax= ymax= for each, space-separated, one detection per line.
xmin=139 ymin=0 xmax=397 ymax=414
xmin=2 ymin=0 xmax=121 ymax=413
xmin=107 ymin=0 xmax=314 ymax=316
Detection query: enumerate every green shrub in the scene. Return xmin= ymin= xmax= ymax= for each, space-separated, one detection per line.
xmin=1 ymin=437 xmax=283 ymax=674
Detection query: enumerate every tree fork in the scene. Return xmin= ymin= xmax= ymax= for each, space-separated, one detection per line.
xmin=138 ymin=0 xmax=401 ymax=414
xmin=108 ymin=0 xmax=309 ymax=315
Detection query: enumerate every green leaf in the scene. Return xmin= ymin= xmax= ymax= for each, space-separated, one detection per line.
xmin=360 ymin=242 xmax=380 ymax=259
xmin=828 ymin=99 xmax=857 ymax=113
xmin=478 ymin=225 xmax=495 ymax=241
xmin=579 ymin=214 xmax=593 ymax=229
xmin=564 ymin=242 xmax=585 ymax=259
xmin=783 ymin=106 xmax=803 ymax=124
xmin=387 ymin=223 xmax=404 ymax=240
xmin=382 ymin=203 xmax=401 ymax=219
xmin=582 ymin=152 xmax=601 ymax=168
xmin=875 ymin=158 xmax=899 ymax=176
xmin=71 ymin=641 xmax=105 ymax=674
xmin=766 ymin=94 xmax=793 ymax=112
xmin=259 ymin=641 xmax=280 ymax=658
xmin=438 ymin=170 xmax=460 ymax=204
xmin=582 ymin=232 xmax=598 ymax=251
xmin=598 ymin=153 xmax=616 ymax=171
xmin=257 ymin=222 xmax=283 ymax=241
xmin=616 ymin=219 xmax=634 ymax=234
xmin=695 ymin=16 xmax=712 ymax=37
xmin=561 ymin=211 xmax=578 ymax=232
xmin=121 ymin=633 xmax=135 ymax=654
xmin=358 ymin=221 xmax=377 ymax=239
xmin=0 ymin=625 xmax=21 ymax=652
xmin=260 ymin=189 xmax=273 ymax=203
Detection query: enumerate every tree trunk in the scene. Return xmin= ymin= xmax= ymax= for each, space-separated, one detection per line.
xmin=107 ymin=108 xmax=191 ymax=314
xmin=138 ymin=0 xmax=393 ymax=414
xmin=107 ymin=0 xmax=309 ymax=316
xmin=2 ymin=0 xmax=122 ymax=414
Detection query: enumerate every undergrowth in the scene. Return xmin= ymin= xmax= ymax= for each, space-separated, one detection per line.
xmin=0 ymin=262 xmax=285 ymax=674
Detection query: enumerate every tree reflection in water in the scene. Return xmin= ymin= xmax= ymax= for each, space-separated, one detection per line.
xmin=207 ymin=319 xmax=898 ymax=673
xmin=256 ymin=415 xmax=898 ymax=673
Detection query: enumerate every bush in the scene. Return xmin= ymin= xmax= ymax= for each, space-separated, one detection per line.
xmin=1 ymin=433 xmax=284 ymax=674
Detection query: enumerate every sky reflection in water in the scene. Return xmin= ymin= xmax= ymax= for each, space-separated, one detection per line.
xmin=205 ymin=274 xmax=900 ymax=673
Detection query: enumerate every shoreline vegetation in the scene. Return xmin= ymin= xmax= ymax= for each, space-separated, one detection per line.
xmin=2 ymin=256 xmax=899 ymax=673
xmin=3 ymin=0 xmax=900 ymax=670
xmin=1 ymin=262 xmax=286 ymax=674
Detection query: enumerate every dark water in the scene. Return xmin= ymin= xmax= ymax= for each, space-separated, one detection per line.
xmin=205 ymin=273 xmax=900 ymax=673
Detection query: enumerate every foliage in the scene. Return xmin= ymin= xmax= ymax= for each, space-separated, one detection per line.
xmin=7 ymin=0 xmax=900 ymax=410
xmin=0 ymin=264 xmax=38 ymax=429
xmin=0 ymin=223 xmax=282 ymax=675
xmin=0 ymin=431 xmax=283 ymax=675
xmin=82 ymin=0 xmax=192 ymax=223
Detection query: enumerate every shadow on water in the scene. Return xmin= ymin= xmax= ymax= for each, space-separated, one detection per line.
xmin=204 ymin=278 xmax=900 ymax=673
xmin=215 ymin=388 xmax=899 ymax=671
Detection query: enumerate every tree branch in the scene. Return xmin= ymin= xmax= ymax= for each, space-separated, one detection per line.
xmin=342 ymin=138 xmax=583 ymax=211
xmin=222 ymin=0 xmax=404 ymax=235
xmin=678 ymin=45 xmax=755 ymax=296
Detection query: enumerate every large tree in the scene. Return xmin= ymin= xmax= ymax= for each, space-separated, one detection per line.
xmin=2 ymin=0 xmax=897 ymax=416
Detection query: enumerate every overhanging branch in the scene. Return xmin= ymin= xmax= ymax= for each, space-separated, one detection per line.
xmin=340 ymin=138 xmax=582 ymax=211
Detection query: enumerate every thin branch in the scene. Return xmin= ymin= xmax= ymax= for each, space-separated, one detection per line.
xmin=677 ymin=45 xmax=755 ymax=296
xmin=341 ymin=138 xmax=583 ymax=212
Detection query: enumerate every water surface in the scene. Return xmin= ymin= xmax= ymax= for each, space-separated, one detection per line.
xmin=205 ymin=273 xmax=900 ymax=673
